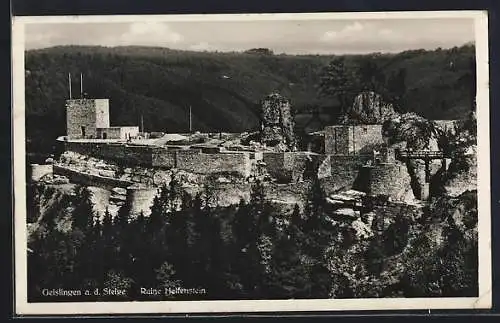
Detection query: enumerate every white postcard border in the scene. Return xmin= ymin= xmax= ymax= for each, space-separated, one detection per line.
xmin=12 ymin=10 xmax=492 ymax=315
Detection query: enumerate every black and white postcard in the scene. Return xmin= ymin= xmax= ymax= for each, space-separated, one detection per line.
xmin=12 ymin=11 xmax=491 ymax=315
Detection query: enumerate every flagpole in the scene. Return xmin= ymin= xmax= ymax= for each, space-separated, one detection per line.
xmin=189 ymin=105 xmax=192 ymax=133
xmin=68 ymin=73 xmax=72 ymax=99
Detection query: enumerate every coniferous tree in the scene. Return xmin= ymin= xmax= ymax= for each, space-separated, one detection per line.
xmin=301 ymin=178 xmax=333 ymax=298
xmin=100 ymin=206 xmax=117 ymax=273
xmin=69 ymin=186 xmax=97 ymax=289
xmin=438 ymin=216 xmax=478 ymax=296
xmin=71 ymin=186 xmax=95 ymax=233
xmin=229 ymin=194 xmax=266 ymax=298
xmin=138 ymin=186 xmax=170 ymax=288
xmin=84 ymin=216 xmax=102 ymax=290
xmin=266 ymin=226 xmax=309 ymax=298
xmin=164 ymin=191 xmax=192 ymax=287
xmin=303 ymin=179 xmax=330 ymax=254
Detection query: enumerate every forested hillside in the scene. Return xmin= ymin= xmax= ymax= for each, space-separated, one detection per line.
xmin=25 ymin=44 xmax=475 ymax=156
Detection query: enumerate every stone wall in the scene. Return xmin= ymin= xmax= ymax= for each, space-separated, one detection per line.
xmin=152 ymin=148 xmax=176 ymax=168
xmin=98 ymin=143 xmax=126 ymax=161
xmin=176 ymin=151 xmax=251 ymax=177
xmin=323 ymin=155 xmax=371 ymax=195
xmin=64 ymin=141 xmax=94 ymax=156
xmin=324 ymin=125 xmax=384 ymax=155
xmin=351 ymin=125 xmax=385 ymax=153
xmin=125 ymin=145 xmax=154 ymax=166
xmin=64 ymin=142 xmax=153 ymax=167
xmin=262 ymin=152 xmax=326 ymax=183
xmin=64 ymin=141 xmax=252 ymax=176
xmin=361 ymin=162 xmax=413 ymax=201
xmin=324 ymin=126 xmax=350 ymax=155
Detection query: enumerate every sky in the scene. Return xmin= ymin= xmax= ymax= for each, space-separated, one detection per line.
xmin=24 ymin=17 xmax=475 ymax=55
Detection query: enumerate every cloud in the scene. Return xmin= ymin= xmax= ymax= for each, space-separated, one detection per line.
xmin=317 ymin=21 xmax=444 ymax=53
xmin=117 ymin=22 xmax=183 ymax=46
xmin=25 ymin=18 xmax=475 ymax=55
xmin=320 ymin=21 xmax=365 ymax=41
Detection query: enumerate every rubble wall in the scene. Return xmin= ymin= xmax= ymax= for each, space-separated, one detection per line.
xmin=176 ymin=151 xmax=251 ymax=177
xmin=152 ymin=148 xmax=177 ymax=168
xmin=263 ymin=152 xmax=325 ymax=182
xmin=322 ymin=155 xmax=370 ymax=195
xmin=124 ymin=145 xmax=154 ymax=166
xmin=364 ymin=162 xmax=413 ymax=201
xmin=64 ymin=142 xmax=154 ymax=167
xmin=98 ymin=144 xmax=126 ymax=161
xmin=64 ymin=142 xmax=252 ymax=176
xmin=64 ymin=141 xmax=94 ymax=156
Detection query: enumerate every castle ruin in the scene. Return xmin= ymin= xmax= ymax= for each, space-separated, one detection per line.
xmin=30 ymin=93 xmax=455 ymax=217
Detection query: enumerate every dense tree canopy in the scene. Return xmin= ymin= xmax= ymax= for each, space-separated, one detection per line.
xmin=27 ymin=180 xmax=478 ymax=301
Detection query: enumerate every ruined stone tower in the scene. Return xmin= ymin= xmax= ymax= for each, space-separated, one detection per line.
xmin=259 ymin=92 xmax=297 ymax=152
xmin=66 ymin=98 xmax=110 ymax=139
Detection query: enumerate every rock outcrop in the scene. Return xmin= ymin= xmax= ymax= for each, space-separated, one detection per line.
xmin=259 ymin=92 xmax=297 ymax=152
xmin=340 ymin=91 xmax=397 ymax=125
xmin=382 ymin=113 xmax=445 ymax=199
xmin=382 ymin=112 xmax=441 ymax=150
xmin=436 ymin=113 xmax=476 ymax=197
xmin=443 ymin=146 xmax=477 ymax=197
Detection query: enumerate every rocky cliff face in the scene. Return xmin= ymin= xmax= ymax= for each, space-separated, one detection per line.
xmin=382 ymin=113 xmax=447 ymax=199
xmin=260 ymin=92 xmax=297 ymax=152
xmin=382 ymin=113 xmax=441 ymax=150
xmin=340 ymin=91 xmax=397 ymax=125
xmin=439 ymin=113 xmax=477 ymax=197
xmin=442 ymin=146 xmax=477 ymax=197
xmin=324 ymin=189 xmax=477 ymax=297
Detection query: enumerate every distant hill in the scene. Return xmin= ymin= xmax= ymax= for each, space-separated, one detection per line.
xmin=24 ymin=44 xmax=475 ymax=155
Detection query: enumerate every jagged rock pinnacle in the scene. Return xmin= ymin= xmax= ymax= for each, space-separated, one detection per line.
xmin=259 ymin=92 xmax=297 ymax=152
